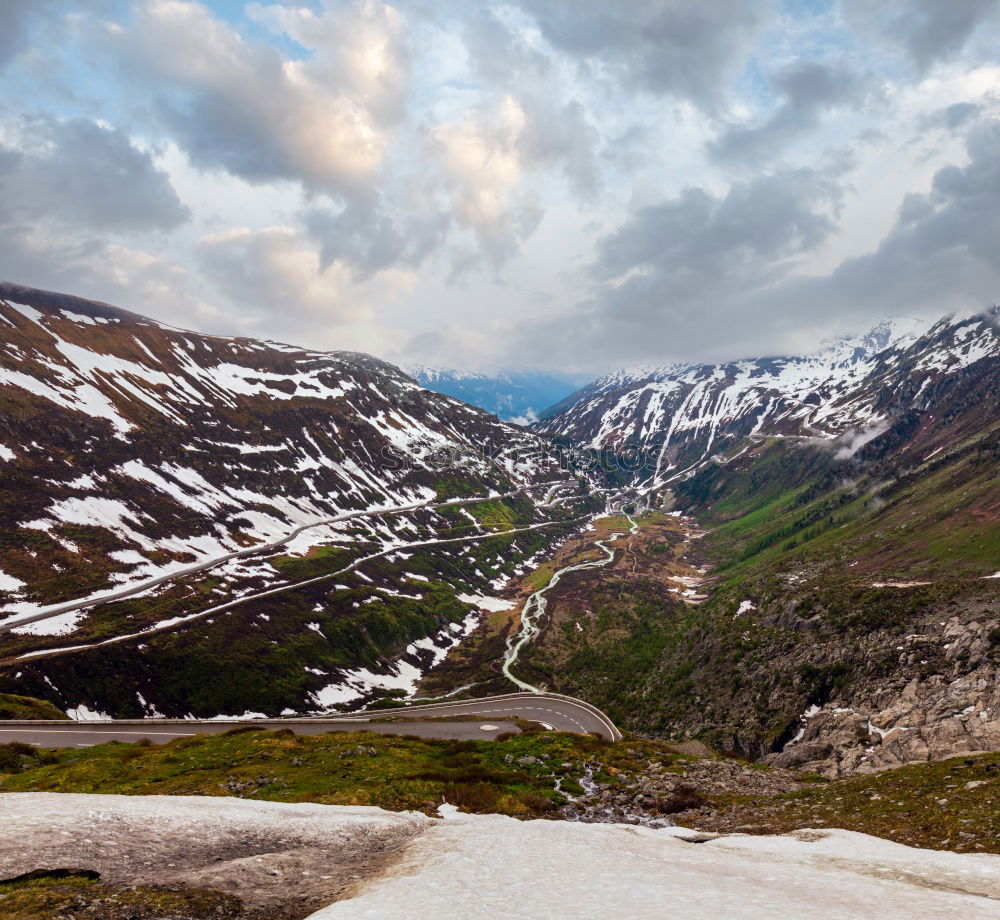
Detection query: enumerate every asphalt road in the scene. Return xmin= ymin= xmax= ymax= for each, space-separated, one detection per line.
xmin=335 ymin=693 xmax=622 ymax=739
xmin=0 ymin=480 xmax=578 ymax=635
xmin=0 ymin=719 xmax=523 ymax=747
xmin=2 ymin=517 xmax=589 ymax=667
xmin=0 ymin=692 xmax=622 ymax=747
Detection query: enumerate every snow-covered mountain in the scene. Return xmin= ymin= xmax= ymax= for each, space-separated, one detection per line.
xmin=0 ymin=282 xmax=571 ymax=618
xmin=401 ymin=364 xmax=586 ymax=424
xmin=0 ymin=282 xmax=610 ymax=720
xmin=534 ymin=311 xmax=1000 ymax=488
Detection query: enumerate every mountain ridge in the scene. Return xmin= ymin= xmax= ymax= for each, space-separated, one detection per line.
xmin=533 ymin=309 xmax=1000 ymax=490
xmin=0 ymin=281 xmax=600 ymax=719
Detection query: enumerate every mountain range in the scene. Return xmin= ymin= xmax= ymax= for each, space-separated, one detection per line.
xmin=0 ymin=280 xmax=997 ymax=784
xmin=0 ymin=281 xmax=598 ymax=719
xmin=525 ymin=305 xmax=1000 ymax=774
xmin=534 ymin=313 xmax=996 ymax=483
xmin=401 ymin=364 xmax=587 ymax=424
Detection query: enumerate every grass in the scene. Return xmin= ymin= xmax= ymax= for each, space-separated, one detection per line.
xmin=685 ymin=429 xmax=1000 ymax=583
xmin=0 ymin=873 xmax=268 ymax=920
xmin=0 ymin=727 xmax=621 ymax=816
xmin=0 ymin=692 xmax=67 ymax=720
xmin=696 ymin=750 xmax=1000 ymax=853
xmin=2 ymin=730 xmax=998 ymax=855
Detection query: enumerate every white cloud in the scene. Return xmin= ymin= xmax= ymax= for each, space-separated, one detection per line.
xmin=433 ymin=95 xmax=541 ymax=265
xmin=196 ymin=224 xmax=414 ymax=352
xmin=100 ymin=0 xmax=409 ymax=194
xmin=0 ymin=0 xmax=996 ymax=373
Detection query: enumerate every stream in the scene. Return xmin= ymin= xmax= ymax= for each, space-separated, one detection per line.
xmin=501 ymin=511 xmax=639 ymax=692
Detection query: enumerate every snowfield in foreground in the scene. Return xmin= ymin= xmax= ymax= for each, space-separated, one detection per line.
xmin=1 ymin=794 xmax=997 ymax=919
xmin=309 ymin=805 xmax=1000 ymax=920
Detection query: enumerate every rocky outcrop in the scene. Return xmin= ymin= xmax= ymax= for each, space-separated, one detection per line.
xmin=767 ymin=615 xmax=1000 ymax=778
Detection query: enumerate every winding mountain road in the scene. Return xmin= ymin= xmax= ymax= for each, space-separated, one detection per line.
xmin=0 ymin=692 xmax=622 ymax=746
xmin=3 ymin=515 xmax=594 ymax=667
xmin=0 ymin=480 xmax=579 ymax=637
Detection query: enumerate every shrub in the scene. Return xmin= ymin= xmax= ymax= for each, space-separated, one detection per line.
xmin=222 ymin=725 xmax=265 ymax=737
xmin=442 ymin=782 xmax=500 ymax=812
xmin=0 ymin=741 xmax=39 ymax=773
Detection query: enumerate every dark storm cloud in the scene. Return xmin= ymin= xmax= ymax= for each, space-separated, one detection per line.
xmin=807 ymin=121 xmax=1000 ymax=311
xmin=843 ymin=0 xmax=1000 ymax=72
xmin=709 ymin=61 xmax=869 ymax=166
xmin=507 ymin=161 xmax=849 ymax=368
xmin=511 ymin=0 xmax=774 ymax=108
xmin=0 ymin=117 xmax=189 ymax=231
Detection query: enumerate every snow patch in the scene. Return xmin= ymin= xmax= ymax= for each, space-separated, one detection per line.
xmin=306 ymin=813 xmax=1000 ymax=919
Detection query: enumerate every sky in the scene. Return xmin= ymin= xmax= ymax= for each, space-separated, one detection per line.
xmin=0 ymin=0 xmax=998 ymax=374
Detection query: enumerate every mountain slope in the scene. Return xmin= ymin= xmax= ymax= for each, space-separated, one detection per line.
xmin=514 ymin=308 xmax=1000 ymax=774
xmin=0 ymin=282 xmax=570 ymax=616
xmin=533 ymin=314 xmax=997 ymax=486
xmin=0 ymin=282 xmax=597 ymax=718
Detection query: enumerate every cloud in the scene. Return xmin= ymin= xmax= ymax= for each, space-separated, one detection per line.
xmin=0 ymin=0 xmax=51 ymax=70
xmin=195 ymin=223 xmax=416 ymax=353
xmin=0 ymin=114 xmax=193 ymax=318
xmin=842 ymin=0 xmax=1000 ymax=73
xmin=595 ymin=164 xmax=844 ymax=284
xmin=461 ymin=10 xmax=601 ymax=197
xmin=506 ymin=160 xmax=849 ymax=369
xmin=0 ymin=222 xmax=214 ymax=333
xmin=509 ymin=113 xmax=1000 ymax=371
xmin=919 ymin=101 xmax=983 ymax=131
xmin=833 ymin=421 xmax=891 ymax=459
xmin=801 ymin=119 xmax=1000 ymax=314
xmin=100 ymin=0 xmax=410 ymax=195
xmin=511 ymin=0 xmax=773 ymax=108
xmin=432 ymin=95 xmax=544 ymax=267
xmin=305 ymin=195 xmax=451 ymax=281
xmin=709 ymin=61 xmax=869 ymax=166
xmin=2 ymin=0 xmax=997 ymax=374
xmin=0 ymin=116 xmax=189 ymax=232
xmin=197 ymin=226 xmax=362 ymax=322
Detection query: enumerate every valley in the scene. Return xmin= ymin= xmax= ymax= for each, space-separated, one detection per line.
xmin=416 ymin=508 xmax=711 ymax=701
xmin=0 ymin=282 xmax=997 ymax=920
xmin=0 ymin=284 xmax=996 ymax=778
xmin=5 ymin=4 xmax=1000 ymax=915
xmin=0 ymin=283 xmax=608 ymax=719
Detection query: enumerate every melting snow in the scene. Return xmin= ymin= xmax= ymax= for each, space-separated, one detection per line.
xmin=0 ymin=570 xmax=26 ymax=593
xmin=456 ymin=593 xmax=515 ymax=612
xmin=307 ymin=812 xmax=1000 ymax=920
